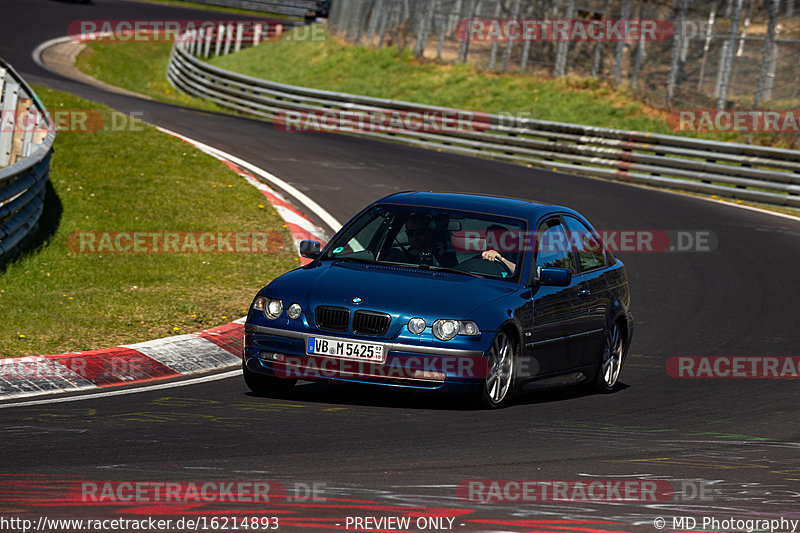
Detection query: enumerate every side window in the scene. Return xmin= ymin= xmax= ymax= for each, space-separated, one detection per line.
xmin=564 ymin=216 xmax=605 ymax=271
xmin=536 ymin=218 xmax=576 ymax=273
xmin=331 ymin=210 xmax=385 ymax=258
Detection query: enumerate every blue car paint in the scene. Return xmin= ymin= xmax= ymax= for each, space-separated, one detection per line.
xmin=243 ymin=191 xmax=633 ymax=395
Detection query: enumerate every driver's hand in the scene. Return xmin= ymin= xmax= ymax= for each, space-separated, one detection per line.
xmin=482 ymin=249 xmax=502 ymax=262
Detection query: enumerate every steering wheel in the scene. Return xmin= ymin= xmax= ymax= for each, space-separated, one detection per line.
xmin=492 ymin=256 xmax=514 ymax=277
xmin=409 ymin=248 xmax=438 ymax=266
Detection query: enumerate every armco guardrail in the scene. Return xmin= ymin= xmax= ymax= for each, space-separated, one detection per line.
xmin=167 ymin=37 xmax=800 ymax=208
xmin=0 ymin=58 xmax=56 ymax=264
xmin=178 ymin=22 xmax=285 ymax=59
xmin=171 ymin=0 xmax=319 ymax=17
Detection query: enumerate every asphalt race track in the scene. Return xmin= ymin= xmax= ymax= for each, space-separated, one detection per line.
xmin=1 ymin=1 xmax=799 ymax=532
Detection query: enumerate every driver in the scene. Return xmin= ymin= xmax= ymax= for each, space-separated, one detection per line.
xmin=405 ymin=213 xmax=441 ymax=265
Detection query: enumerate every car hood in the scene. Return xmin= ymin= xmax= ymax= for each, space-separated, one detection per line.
xmin=266 ymin=261 xmax=516 ymax=320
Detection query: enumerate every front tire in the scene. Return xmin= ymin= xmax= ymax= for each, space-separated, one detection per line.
xmin=243 ymin=361 xmax=296 ymax=397
xmin=592 ymin=321 xmax=624 ymax=393
xmin=479 ymin=330 xmax=516 ymax=408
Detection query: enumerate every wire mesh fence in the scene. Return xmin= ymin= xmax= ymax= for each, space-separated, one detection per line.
xmin=328 ymin=0 xmax=800 ymax=113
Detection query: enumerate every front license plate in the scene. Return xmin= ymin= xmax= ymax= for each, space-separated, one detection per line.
xmin=306 ymin=336 xmax=385 ymax=363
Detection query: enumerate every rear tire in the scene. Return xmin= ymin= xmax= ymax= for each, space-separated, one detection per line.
xmin=243 ymin=362 xmax=296 ymax=397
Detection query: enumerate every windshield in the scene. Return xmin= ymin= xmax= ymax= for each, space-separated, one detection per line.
xmin=320 ymin=204 xmax=527 ymax=282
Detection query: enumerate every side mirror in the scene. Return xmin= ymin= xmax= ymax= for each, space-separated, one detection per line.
xmin=299 ymin=240 xmax=321 ymax=259
xmin=536 ymin=267 xmax=572 ymax=287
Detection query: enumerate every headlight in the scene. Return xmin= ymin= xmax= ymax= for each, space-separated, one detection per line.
xmin=287 ymin=303 xmax=302 ymax=320
xmin=252 ymin=297 xmax=267 ymax=311
xmin=433 ymin=319 xmax=460 ymax=341
xmin=459 ymin=321 xmax=480 ymax=336
xmin=265 ymin=298 xmax=283 ymax=320
xmin=407 ymin=317 xmax=426 ymax=334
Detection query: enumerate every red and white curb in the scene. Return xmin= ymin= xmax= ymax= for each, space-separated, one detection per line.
xmin=1 ymin=130 xmax=336 ymax=401
xmin=216 ymin=158 xmax=326 ymax=265
xmin=0 ymin=321 xmax=245 ymax=399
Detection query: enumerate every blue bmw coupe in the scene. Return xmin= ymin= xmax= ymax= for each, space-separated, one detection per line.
xmin=243 ymin=192 xmax=632 ymax=408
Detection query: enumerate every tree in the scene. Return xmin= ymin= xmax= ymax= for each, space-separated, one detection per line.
xmin=613 ymin=0 xmax=631 ymax=84
xmin=553 ymin=0 xmax=576 ymax=76
xmin=666 ymin=0 xmax=691 ymax=106
xmin=753 ymin=0 xmax=780 ymax=108
xmin=716 ymin=0 xmax=744 ymax=110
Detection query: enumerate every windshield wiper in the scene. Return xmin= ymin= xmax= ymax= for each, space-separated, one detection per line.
xmin=328 ymin=256 xmax=375 ymax=264
xmin=426 ymin=265 xmax=484 ymax=278
xmin=339 ymin=259 xmax=483 ymax=278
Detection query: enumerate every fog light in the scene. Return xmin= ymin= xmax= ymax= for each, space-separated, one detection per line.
xmin=407 ymin=317 xmax=426 ymax=335
xmin=259 ymin=352 xmax=285 ymax=362
xmin=287 ymin=303 xmax=302 ymax=320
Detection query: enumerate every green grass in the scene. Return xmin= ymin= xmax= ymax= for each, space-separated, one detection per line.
xmin=76 ymin=29 xmax=689 ymax=137
xmin=211 ymin=31 xmax=672 ymax=132
xmin=76 ymin=27 xmax=797 ymax=147
xmin=208 ymin=28 xmax=713 ymax=139
xmin=76 ymin=38 xmax=222 ymax=111
xmin=210 ymin=27 xmax=800 ymax=148
xmin=0 ymin=85 xmax=298 ymax=358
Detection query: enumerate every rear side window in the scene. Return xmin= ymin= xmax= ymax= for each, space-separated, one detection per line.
xmin=536 ymin=218 xmax=576 ymax=273
xmin=564 ymin=216 xmax=606 ymax=272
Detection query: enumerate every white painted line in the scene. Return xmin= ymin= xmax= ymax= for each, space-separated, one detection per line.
xmin=274 ymin=205 xmax=322 ymax=234
xmin=0 ymin=370 xmax=241 ymax=409
xmin=580 ymin=173 xmax=800 ymax=224
xmin=31 ymin=36 xmax=74 ymax=69
xmin=695 ymin=195 xmax=800 ymax=223
xmin=156 ymin=126 xmax=343 ymax=233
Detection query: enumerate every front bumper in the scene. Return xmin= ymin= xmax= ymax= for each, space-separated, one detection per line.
xmin=244 ymin=323 xmax=489 ymax=391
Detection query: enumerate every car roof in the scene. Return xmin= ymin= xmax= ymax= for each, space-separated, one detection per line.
xmin=374 ymin=191 xmax=563 ymax=220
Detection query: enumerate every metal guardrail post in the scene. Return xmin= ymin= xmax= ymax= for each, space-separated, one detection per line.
xmin=0 ymin=58 xmax=56 ymax=264
xmin=234 ymin=23 xmax=244 ymax=53
xmin=0 ymin=78 xmax=20 ymax=167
